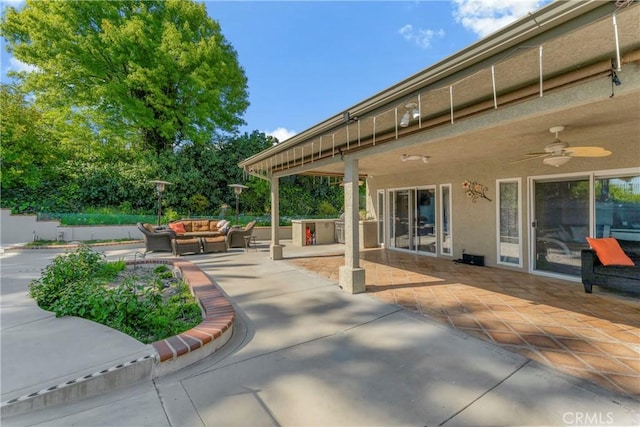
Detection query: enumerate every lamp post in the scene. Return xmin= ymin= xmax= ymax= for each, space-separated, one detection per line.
xmin=149 ymin=180 xmax=172 ymax=226
xmin=228 ymin=184 xmax=248 ymax=225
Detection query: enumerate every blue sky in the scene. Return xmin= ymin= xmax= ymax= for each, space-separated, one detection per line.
xmin=1 ymin=0 xmax=550 ymax=141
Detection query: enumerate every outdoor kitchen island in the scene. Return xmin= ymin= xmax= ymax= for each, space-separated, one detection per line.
xmin=291 ymin=219 xmax=338 ymax=246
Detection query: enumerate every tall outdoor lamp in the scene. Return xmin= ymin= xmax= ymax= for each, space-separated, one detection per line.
xmin=149 ymin=180 xmax=172 ymax=226
xmin=228 ymin=184 xmax=248 ymax=225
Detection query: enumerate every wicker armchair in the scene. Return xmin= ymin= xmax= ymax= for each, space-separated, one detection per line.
xmin=137 ymin=222 xmax=175 ymax=254
xmin=226 ymin=220 xmax=257 ymax=248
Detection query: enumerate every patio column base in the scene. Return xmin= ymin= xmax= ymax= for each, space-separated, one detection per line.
xmin=270 ymin=244 xmax=284 ymax=260
xmin=339 ymin=266 xmax=366 ymax=294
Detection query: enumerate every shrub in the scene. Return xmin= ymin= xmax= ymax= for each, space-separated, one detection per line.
xmin=29 ymin=246 xmax=106 ymax=309
xmin=28 ymin=247 xmax=201 ymax=343
xmin=317 ymin=200 xmax=339 ymax=217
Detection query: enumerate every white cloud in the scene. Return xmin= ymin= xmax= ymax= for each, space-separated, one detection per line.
xmin=266 ymin=127 xmax=296 ymax=143
xmin=399 ymin=24 xmax=445 ymax=49
xmin=9 ymin=57 xmax=37 ymax=73
xmin=0 ymin=0 xmax=25 ymax=6
xmin=452 ymin=0 xmax=549 ymax=38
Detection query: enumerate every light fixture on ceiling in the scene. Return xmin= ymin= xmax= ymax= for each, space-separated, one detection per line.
xmin=543 ymin=155 xmax=571 ymax=167
xmin=401 ymin=154 xmax=429 ymax=163
xmin=399 ymin=102 xmax=419 ymax=127
xmin=410 ymin=103 xmax=420 ymax=120
xmin=399 ymin=111 xmax=410 ymax=127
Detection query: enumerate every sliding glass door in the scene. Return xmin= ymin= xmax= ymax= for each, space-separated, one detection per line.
xmin=389 ymin=187 xmax=437 ymax=254
xmin=391 ymin=189 xmax=411 ymax=250
xmin=531 ymin=171 xmax=639 ymax=278
xmin=595 ymin=175 xmax=640 ymax=241
xmin=533 ymin=178 xmax=589 ymax=276
xmin=416 ymin=188 xmax=436 ymax=254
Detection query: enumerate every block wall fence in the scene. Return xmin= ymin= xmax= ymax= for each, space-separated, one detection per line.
xmin=0 ymin=209 xmax=290 ymax=245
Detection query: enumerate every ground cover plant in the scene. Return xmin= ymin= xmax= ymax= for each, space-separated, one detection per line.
xmin=48 ymin=212 xmax=157 ymax=226
xmin=28 ymin=246 xmax=202 ymax=343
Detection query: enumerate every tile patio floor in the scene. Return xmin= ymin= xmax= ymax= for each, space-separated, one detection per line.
xmin=288 ymin=248 xmax=640 ymax=398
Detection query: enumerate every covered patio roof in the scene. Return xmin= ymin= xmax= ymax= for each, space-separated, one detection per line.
xmin=239 ymin=1 xmax=640 ymax=180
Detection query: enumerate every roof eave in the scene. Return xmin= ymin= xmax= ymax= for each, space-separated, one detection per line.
xmin=239 ymin=0 xmax=611 ymax=169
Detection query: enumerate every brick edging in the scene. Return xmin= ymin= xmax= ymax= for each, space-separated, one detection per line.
xmin=128 ymin=259 xmax=235 ymax=363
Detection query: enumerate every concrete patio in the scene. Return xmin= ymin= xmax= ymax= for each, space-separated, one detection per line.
xmin=290 ymin=246 xmax=640 ymax=398
xmin=1 ymin=241 xmax=638 ymax=426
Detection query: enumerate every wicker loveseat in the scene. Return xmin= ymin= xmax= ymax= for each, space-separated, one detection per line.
xmin=168 ymin=219 xmax=230 ymax=238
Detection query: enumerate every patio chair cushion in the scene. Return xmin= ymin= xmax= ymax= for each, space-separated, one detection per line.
xmin=169 ymin=222 xmax=187 ymax=234
xmin=190 ymin=220 xmax=212 ymax=232
xmin=586 ymin=237 xmax=634 ymax=266
xmin=169 ymin=219 xmax=225 ymax=237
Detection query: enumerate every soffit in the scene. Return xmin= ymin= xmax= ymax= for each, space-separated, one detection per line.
xmin=321 ymin=91 xmax=640 ymax=178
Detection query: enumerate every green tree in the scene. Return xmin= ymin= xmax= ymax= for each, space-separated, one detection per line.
xmin=0 ymin=83 xmax=58 ymax=191
xmin=1 ymin=0 xmax=249 ymax=155
xmin=157 ymin=131 xmax=274 ymax=215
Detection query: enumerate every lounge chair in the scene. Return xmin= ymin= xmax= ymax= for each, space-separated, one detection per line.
xmin=226 ymin=220 xmax=257 ymax=248
xmin=137 ymin=222 xmax=175 ymax=254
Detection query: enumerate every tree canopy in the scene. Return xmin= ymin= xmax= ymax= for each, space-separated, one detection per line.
xmin=1 ymin=0 xmax=249 ymax=155
xmin=0 ymin=1 xmax=345 ymax=220
xmin=0 ymin=84 xmax=58 ymax=190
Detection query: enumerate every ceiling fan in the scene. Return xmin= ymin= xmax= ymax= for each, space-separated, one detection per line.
xmin=513 ymin=126 xmax=611 ymax=167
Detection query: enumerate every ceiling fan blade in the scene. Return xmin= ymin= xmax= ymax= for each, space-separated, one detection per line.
xmin=565 ymin=146 xmax=612 ymax=157
xmin=523 ymin=152 xmax=548 ymax=157
xmin=510 ymin=154 xmax=548 ymax=164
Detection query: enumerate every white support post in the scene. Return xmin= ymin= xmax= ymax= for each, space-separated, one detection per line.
xmin=449 ymin=86 xmax=454 ymax=124
xmin=270 ymin=176 xmax=283 ymax=260
xmin=339 ymin=158 xmax=366 ymax=294
xmin=612 ymin=13 xmax=621 ymax=71
xmin=539 ymin=45 xmax=544 ymax=97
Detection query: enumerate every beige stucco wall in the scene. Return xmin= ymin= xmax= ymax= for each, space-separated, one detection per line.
xmin=367 ymin=139 xmax=640 ymax=272
xmin=1 ymin=209 xmax=60 ymax=243
xmin=369 ymin=161 xmax=503 ymax=267
xmin=0 ymin=210 xmax=144 ymax=244
xmin=361 ymin=61 xmax=640 ymax=274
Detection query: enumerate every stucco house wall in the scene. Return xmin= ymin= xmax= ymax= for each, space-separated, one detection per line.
xmin=367 ymin=131 xmax=640 ymax=272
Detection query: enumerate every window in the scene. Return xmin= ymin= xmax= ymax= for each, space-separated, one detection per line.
xmin=440 ymin=184 xmax=452 ymax=255
xmin=497 ymin=179 xmax=521 ymax=266
xmin=377 ymin=190 xmax=385 ymax=246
